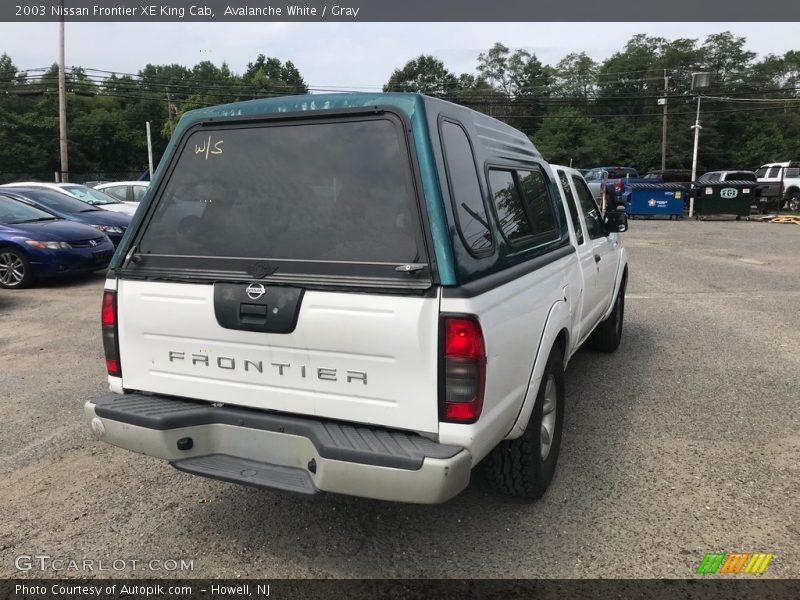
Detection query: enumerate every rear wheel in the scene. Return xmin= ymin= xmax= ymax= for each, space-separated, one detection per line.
xmin=0 ymin=248 xmax=32 ymax=289
xmin=483 ymin=345 xmax=565 ymax=499
xmin=787 ymin=191 xmax=800 ymax=212
xmin=587 ymin=277 xmax=626 ymax=352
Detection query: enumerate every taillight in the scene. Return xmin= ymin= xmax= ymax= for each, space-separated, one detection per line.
xmin=440 ymin=316 xmax=486 ymax=423
xmin=614 ymin=180 xmax=622 ymax=192
xmin=101 ymin=290 xmax=121 ymax=377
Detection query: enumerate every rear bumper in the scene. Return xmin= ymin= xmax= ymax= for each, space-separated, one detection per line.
xmin=85 ymin=393 xmax=471 ymax=504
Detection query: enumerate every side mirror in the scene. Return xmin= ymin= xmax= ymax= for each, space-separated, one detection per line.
xmin=604 ymin=210 xmax=628 ymax=233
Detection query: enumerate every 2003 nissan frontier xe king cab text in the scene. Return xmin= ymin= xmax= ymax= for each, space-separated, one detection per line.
xmin=85 ymin=93 xmax=629 ymax=504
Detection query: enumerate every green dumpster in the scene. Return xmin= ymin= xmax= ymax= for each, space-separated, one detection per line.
xmin=692 ymin=181 xmax=755 ymax=219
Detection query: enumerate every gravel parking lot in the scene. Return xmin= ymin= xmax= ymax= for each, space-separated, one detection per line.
xmin=1 ymin=219 xmax=798 ymax=579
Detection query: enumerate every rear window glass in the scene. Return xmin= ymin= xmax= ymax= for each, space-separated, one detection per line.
xmin=608 ymin=169 xmax=637 ymax=179
xmin=137 ymin=117 xmax=422 ymax=266
xmin=786 ymin=168 xmax=799 ymax=178
xmin=727 ymin=172 xmax=756 ymax=181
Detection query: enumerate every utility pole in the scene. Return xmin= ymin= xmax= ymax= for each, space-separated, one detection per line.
xmin=166 ymin=91 xmax=175 ymax=133
xmin=146 ymin=121 xmax=154 ymax=179
xmin=661 ymin=69 xmax=668 ymax=171
xmin=57 ymin=1 xmax=69 ymax=183
xmin=688 ymin=72 xmax=711 ymax=218
xmin=689 ymin=95 xmax=702 ymax=218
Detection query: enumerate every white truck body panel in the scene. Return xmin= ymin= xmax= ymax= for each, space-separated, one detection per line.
xmin=438 ymin=250 xmax=581 ymax=459
xmin=116 ymin=280 xmax=441 ymax=434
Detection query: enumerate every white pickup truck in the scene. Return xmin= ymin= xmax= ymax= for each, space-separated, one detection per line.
xmin=756 ymin=161 xmax=800 ymax=212
xmin=86 ymin=93 xmax=629 ymax=504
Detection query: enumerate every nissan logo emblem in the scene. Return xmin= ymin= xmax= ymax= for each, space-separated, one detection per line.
xmin=246 ymin=283 xmax=266 ymax=300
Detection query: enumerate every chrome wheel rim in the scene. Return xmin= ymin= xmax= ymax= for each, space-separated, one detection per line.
xmin=0 ymin=252 xmax=25 ymax=286
xmin=540 ymin=374 xmax=557 ymax=460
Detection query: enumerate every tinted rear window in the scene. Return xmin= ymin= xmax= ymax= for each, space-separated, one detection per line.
xmin=608 ymin=169 xmax=637 ymax=179
xmin=137 ymin=117 xmax=422 ymax=267
xmin=726 ymin=172 xmax=756 ymax=181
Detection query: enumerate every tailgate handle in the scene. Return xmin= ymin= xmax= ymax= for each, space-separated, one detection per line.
xmin=239 ymin=303 xmax=268 ymax=324
xmin=214 ymin=283 xmax=304 ymax=334
xmin=594 ymin=254 xmax=602 ymax=263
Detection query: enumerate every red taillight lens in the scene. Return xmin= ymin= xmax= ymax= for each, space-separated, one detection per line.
xmin=101 ymin=290 xmax=121 ymax=377
xmin=101 ymin=290 xmax=115 ymax=326
xmin=444 ymin=318 xmax=483 ymax=357
xmin=614 ymin=180 xmax=622 ymax=192
xmin=441 ymin=316 xmax=486 ymax=423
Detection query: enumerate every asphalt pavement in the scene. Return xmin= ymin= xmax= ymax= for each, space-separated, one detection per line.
xmin=0 ymin=218 xmax=798 ymax=579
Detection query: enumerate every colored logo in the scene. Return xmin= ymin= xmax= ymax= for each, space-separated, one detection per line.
xmin=648 ymin=199 xmax=657 ymax=207
xmin=720 ymin=188 xmax=739 ymax=198
xmin=696 ymin=552 xmax=773 ymax=575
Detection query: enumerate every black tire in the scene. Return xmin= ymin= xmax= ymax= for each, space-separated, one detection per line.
xmin=482 ymin=344 xmax=565 ymax=499
xmin=787 ymin=192 xmax=800 ymax=213
xmin=0 ymin=248 xmax=33 ymax=289
xmin=587 ymin=277 xmax=626 ymax=352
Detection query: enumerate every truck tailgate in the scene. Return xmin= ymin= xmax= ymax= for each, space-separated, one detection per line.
xmin=117 ymin=280 xmax=441 ymax=434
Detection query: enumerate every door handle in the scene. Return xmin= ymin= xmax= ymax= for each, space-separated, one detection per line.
xmin=594 ymin=254 xmax=601 ymax=263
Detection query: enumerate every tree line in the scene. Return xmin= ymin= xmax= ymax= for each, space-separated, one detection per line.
xmin=1 ymin=32 xmax=799 ymax=183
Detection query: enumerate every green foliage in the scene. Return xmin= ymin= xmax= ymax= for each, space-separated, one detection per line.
xmin=0 ymin=54 xmax=310 ymax=182
xmin=384 ymin=33 xmax=800 ymax=173
xmin=2 ymin=34 xmax=800 ymax=183
xmin=383 ymin=55 xmax=459 ymax=94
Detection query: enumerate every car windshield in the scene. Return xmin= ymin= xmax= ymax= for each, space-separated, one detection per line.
xmin=61 ymin=185 xmax=121 ymax=205
xmin=10 ymin=189 xmax=101 ymax=213
xmin=0 ymin=195 xmax=59 ymax=223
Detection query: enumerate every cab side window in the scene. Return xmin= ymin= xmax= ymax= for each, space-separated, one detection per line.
xmin=488 ymin=167 xmax=561 ymax=249
xmin=557 ymin=169 xmax=584 ymax=245
xmin=571 ymin=175 xmax=605 ymax=240
xmin=440 ymin=121 xmax=493 ymax=254
xmin=517 ymin=169 xmax=557 ymax=238
xmin=102 ymin=185 xmax=127 ymax=202
xmin=488 ymin=170 xmax=532 ymax=243
xmin=767 ymin=166 xmax=781 ymax=178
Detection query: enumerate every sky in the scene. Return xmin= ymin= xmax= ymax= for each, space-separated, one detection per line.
xmin=0 ymin=22 xmax=798 ymax=90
